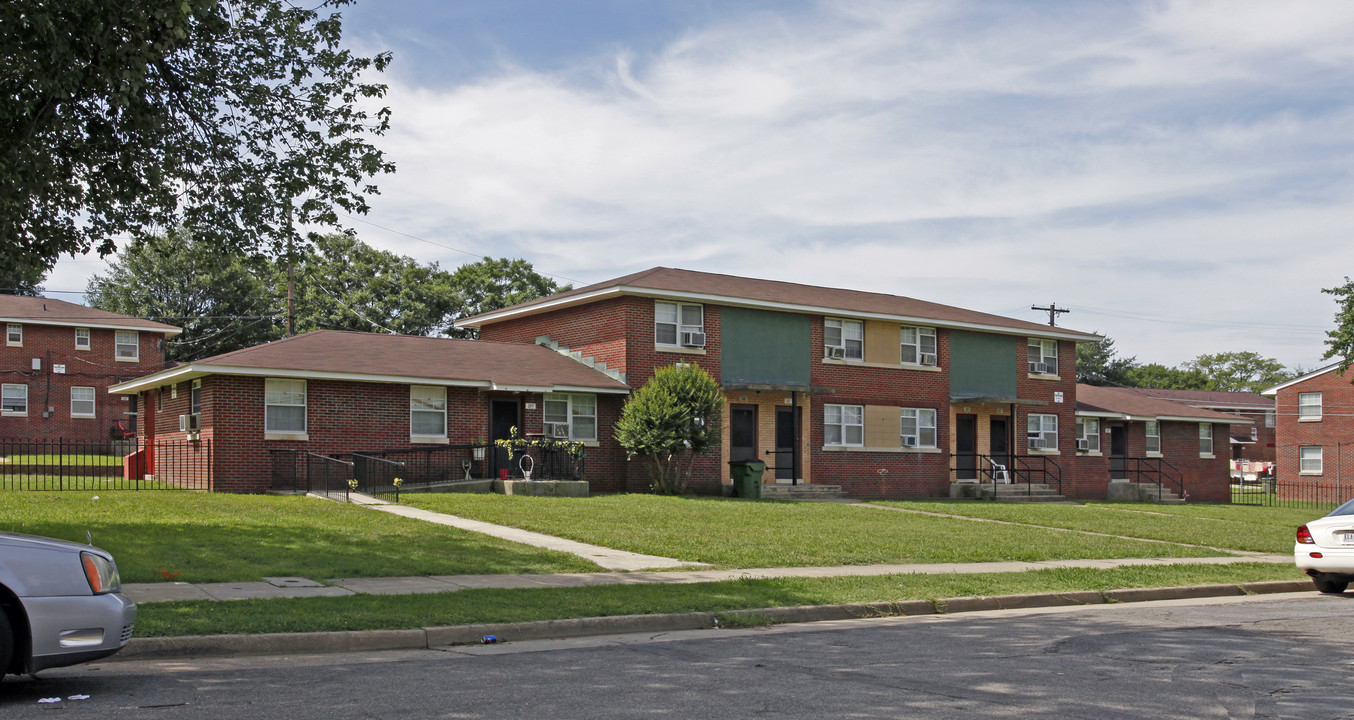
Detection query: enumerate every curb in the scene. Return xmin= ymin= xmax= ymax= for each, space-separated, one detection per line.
xmin=117 ymin=579 xmax=1315 ymax=661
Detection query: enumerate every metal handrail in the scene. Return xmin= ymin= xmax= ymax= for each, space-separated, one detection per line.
xmin=1120 ymin=456 xmax=1184 ymax=502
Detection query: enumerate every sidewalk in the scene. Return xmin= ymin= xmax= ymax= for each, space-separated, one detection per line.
xmin=121 ymin=554 xmax=1293 ymax=604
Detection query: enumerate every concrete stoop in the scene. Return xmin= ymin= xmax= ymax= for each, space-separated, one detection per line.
xmin=760 ymin=484 xmax=848 ymax=500
xmin=1106 ymin=481 xmax=1186 ymax=504
xmin=951 ymin=482 xmax=1070 ymax=503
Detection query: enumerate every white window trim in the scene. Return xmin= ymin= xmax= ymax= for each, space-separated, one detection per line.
xmin=1 ymin=383 xmax=27 ymax=416
xmin=1145 ymin=420 xmax=1161 ymax=455
xmin=824 ymin=318 xmax=864 ymax=362
xmin=1199 ymin=423 xmax=1213 ymax=457
xmin=824 ymin=403 xmax=865 ymax=447
xmin=70 ymin=386 xmax=96 ymax=419
xmin=74 ymin=327 xmax=91 ymax=350
xmin=543 ymin=392 xmax=598 ymax=442
xmin=1028 ymin=338 xmax=1058 ymax=376
xmin=6 ymin=323 xmax=21 ymax=347
xmin=1027 ymin=413 xmax=1058 ymax=452
xmin=190 ymin=379 xmax=202 ymax=416
xmin=1298 ymin=392 xmax=1322 ymax=421
xmin=1076 ymin=418 xmax=1100 ymax=453
xmin=115 ymin=330 xmax=139 ymax=362
xmin=655 ymin=301 xmax=704 ymax=348
xmin=410 ymin=385 xmax=448 ymax=439
xmin=900 ymin=326 xmax=938 ymax=367
xmin=1300 ymin=446 xmax=1323 ymax=475
xmin=900 ymin=408 xmax=937 ymax=449
xmin=264 ymin=378 xmax=307 ymax=437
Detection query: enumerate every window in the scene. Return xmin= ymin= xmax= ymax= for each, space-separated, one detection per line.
xmin=900 ymin=408 xmax=937 ymax=448
xmin=1145 ymin=421 xmax=1160 ymax=454
xmin=190 ymin=379 xmax=202 ymax=416
xmin=71 ymin=386 xmax=95 ymax=418
xmin=410 ymin=385 xmax=447 ymax=437
xmin=1028 ymin=339 xmax=1057 ymax=375
xmin=1300 ymin=446 xmax=1324 ymax=474
xmin=1027 ymin=413 xmax=1058 ymax=450
xmin=824 ymin=318 xmax=864 ymax=361
xmin=1298 ymin=392 xmax=1322 ymax=420
xmin=264 ymin=379 xmax=306 ymax=434
xmin=115 ymin=330 xmax=139 ymax=361
xmin=6 ymin=323 xmax=21 ymax=346
xmin=1250 ymin=427 xmax=1258 ymax=441
xmin=1199 ymin=424 xmax=1213 ymax=455
xmin=1076 ymin=418 xmax=1100 ymax=452
xmin=543 ymin=393 xmax=597 ymax=441
xmin=74 ymin=327 xmax=91 ymax=349
xmin=1264 ymin=411 xmax=1275 ymax=428
xmin=1 ymin=384 xmax=27 ymax=415
xmin=655 ymin=301 xmax=704 ymax=347
xmin=900 ymin=326 xmax=938 ymax=366
xmin=825 ymin=404 xmax=864 ymax=446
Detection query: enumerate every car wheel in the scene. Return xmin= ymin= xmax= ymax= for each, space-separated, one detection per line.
xmin=0 ymin=610 xmax=12 ymax=679
xmin=1314 ymin=576 xmax=1349 ymax=594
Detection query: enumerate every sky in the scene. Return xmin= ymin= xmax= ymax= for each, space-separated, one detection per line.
xmin=45 ymin=0 xmax=1354 ymax=371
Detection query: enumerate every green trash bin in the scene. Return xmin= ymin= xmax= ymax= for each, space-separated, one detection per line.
xmin=728 ymin=460 xmax=766 ymax=499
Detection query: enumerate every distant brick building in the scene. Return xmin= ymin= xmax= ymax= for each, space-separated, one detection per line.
xmin=1264 ymin=364 xmax=1354 ymax=501
xmin=1 ymin=296 xmax=178 ymax=444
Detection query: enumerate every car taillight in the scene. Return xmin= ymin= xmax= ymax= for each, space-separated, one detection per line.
xmin=1297 ymin=525 xmax=1315 ymax=544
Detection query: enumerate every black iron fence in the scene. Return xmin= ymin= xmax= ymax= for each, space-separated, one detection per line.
xmin=269 ymin=449 xmax=352 ymax=500
xmin=0 ymin=437 xmax=212 ymax=491
xmin=1232 ymin=477 xmax=1349 ymax=511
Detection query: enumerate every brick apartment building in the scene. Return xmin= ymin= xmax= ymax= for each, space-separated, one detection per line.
xmin=1 ymin=295 xmax=178 ymax=444
xmin=1263 ymin=363 xmax=1354 ymax=501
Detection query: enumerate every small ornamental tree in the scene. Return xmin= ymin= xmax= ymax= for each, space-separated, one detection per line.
xmin=614 ymin=364 xmax=725 ymax=495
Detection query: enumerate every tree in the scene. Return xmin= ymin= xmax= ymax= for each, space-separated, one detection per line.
xmin=0 ymin=256 xmax=46 ymax=295
xmin=1181 ymin=351 xmax=1292 ymax=393
xmin=289 ymin=234 xmax=462 ymax=336
xmin=1122 ymin=363 xmax=1209 ymax=390
xmin=447 ymin=258 xmax=569 ymax=338
xmin=1323 ymin=277 xmax=1354 ymax=374
xmin=614 ymin=364 xmax=725 ymax=495
xmin=1075 ymin=335 xmax=1137 ymax=386
xmin=1 ymin=0 xmax=393 ymax=273
xmin=86 ymin=230 xmax=281 ymax=361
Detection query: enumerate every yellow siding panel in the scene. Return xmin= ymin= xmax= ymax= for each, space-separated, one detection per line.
xmin=864 ymin=321 xmax=899 ymax=365
xmin=865 ymin=404 xmax=900 ymax=448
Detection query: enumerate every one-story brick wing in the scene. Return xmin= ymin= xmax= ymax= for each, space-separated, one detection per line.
xmin=109 ymin=330 xmax=630 ymax=492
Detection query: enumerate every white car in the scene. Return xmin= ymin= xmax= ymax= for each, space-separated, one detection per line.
xmin=0 ymin=532 xmax=137 ymax=679
xmin=1295 ymin=499 xmax=1354 ymax=594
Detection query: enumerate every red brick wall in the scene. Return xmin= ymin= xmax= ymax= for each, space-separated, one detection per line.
xmin=1274 ymin=369 xmax=1354 ymax=499
xmin=479 ymin=298 xmax=634 ymax=378
xmin=1 ymin=324 xmax=166 ymax=443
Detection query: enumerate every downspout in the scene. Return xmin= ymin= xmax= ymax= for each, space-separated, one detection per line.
xmin=792 ymin=391 xmax=800 ymax=486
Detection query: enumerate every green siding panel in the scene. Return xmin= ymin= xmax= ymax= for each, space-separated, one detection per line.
xmin=949 ymin=331 xmax=1017 ymax=399
xmin=720 ymin=308 xmax=811 ymax=387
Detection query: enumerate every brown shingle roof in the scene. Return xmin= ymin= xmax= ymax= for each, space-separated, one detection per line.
xmin=0 ymin=295 xmax=180 ymax=335
xmin=1076 ymin=384 xmax=1249 ymax=423
xmin=109 ymin=330 xmax=629 ymax=393
xmin=459 ymin=267 xmax=1099 ymax=340
xmin=1121 ymin=387 xmax=1272 ymax=410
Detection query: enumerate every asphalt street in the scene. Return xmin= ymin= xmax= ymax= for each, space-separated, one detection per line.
xmin=3 ymin=591 xmax=1351 ymax=719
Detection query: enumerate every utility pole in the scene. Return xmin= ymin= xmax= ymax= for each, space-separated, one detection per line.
xmin=1031 ymin=303 xmax=1069 ymax=327
xmin=286 ymin=203 xmax=295 ymax=337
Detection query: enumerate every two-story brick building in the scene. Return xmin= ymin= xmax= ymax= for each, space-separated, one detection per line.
xmin=1 ymin=295 xmax=178 ymax=444
xmin=1263 ymin=363 xmax=1354 ymax=502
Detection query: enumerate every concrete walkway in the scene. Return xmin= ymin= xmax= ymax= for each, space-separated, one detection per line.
xmin=347 ymin=492 xmax=702 ymax=571
xmin=121 ymin=554 xmax=1292 ymax=605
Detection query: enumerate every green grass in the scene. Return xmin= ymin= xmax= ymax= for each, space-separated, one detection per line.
xmin=401 ymin=493 xmax=1227 ymax=568
xmin=874 ymin=500 xmax=1306 ymax=554
xmin=133 ymin=562 xmax=1306 ymax=637
xmin=0 ymin=453 xmax=125 ymax=465
xmin=0 ymin=492 xmax=599 ymax=582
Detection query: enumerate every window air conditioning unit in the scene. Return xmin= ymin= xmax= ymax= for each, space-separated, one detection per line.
xmin=827 ymin=346 xmax=846 ymax=360
xmin=920 ymin=353 xmax=937 ymax=366
xmin=1076 ymin=439 xmax=1089 ymax=451
xmin=1029 ymin=362 xmax=1049 ymax=374
xmin=903 ymin=436 xmax=917 ymax=447
xmin=680 ymin=331 xmax=706 ymax=348
xmin=178 ymin=413 xmax=201 ymax=432
xmin=547 ymin=423 xmax=570 ymax=439
xmin=1028 ymin=437 xmax=1045 ymax=450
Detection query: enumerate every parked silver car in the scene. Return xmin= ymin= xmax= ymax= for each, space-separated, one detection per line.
xmin=0 ymin=532 xmax=136 ymax=678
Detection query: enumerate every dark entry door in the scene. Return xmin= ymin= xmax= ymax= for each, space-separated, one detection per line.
xmin=989 ymin=417 xmax=1009 ymax=478
xmin=956 ymin=414 xmax=977 ymax=480
xmin=730 ymin=406 xmax=757 ymax=462
xmin=489 ymin=399 xmax=520 ymax=478
xmin=1109 ymin=426 xmax=1126 ymax=478
xmin=773 ymin=406 xmax=798 ymax=482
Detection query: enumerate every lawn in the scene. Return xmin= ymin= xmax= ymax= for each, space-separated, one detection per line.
xmin=401 ymin=493 xmax=1229 ymax=568
xmin=0 ymin=453 xmax=125 ymax=465
xmin=874 ymin=500 xmax=1306 ymax=554
xmin=0 ymin=491 xmax=599 ymax=583
xmin=133 ymin=562 xmax=1306 ymax=637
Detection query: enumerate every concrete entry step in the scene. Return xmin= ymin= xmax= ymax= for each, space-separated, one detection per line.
xmin=760 ymin=484 xmax=848 ymax=500
xmin=978 ymin=483 xmax=1070 ymax=503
